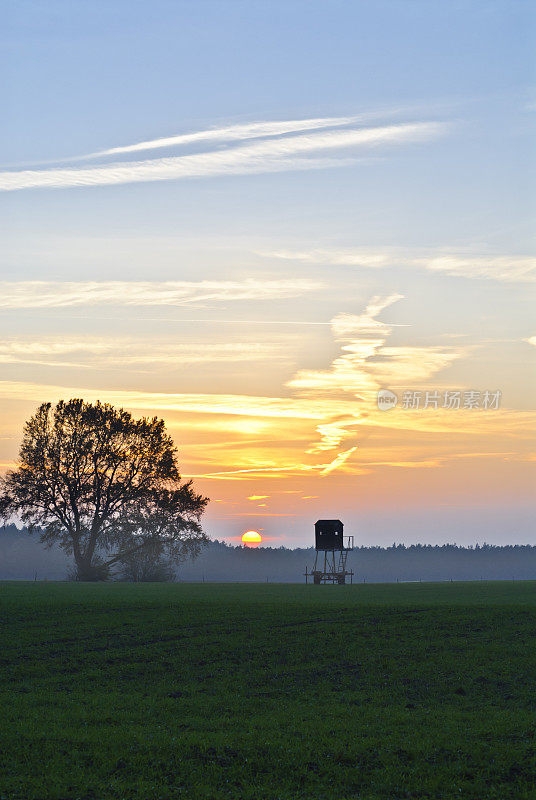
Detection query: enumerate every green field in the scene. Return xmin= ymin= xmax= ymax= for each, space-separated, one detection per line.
xmin=1 ymin=581 xmax=535 ymax=799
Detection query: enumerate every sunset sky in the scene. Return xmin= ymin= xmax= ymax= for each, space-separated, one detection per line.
xmin=1 ymin=1 xmax=535 ymax=546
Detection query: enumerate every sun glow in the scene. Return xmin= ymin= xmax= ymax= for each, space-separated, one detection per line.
xmin=242 ymin=530 xmax=262 ymax=547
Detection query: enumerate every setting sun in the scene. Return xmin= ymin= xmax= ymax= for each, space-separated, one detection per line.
xmin=242 ymin=530 xmax=262 ymax=547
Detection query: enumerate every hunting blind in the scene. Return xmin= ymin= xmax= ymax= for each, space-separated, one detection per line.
xmin=305 ymin=519 xmax=354 ymax=584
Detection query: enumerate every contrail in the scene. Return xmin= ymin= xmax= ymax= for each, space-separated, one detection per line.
xmin=90 ymin=115 xmax=361 ymax=157
xmin=0 ymin=122 xmax=444 ymax=192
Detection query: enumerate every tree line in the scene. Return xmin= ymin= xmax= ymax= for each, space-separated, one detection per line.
xmin=2 ymin=526 xmax=536 ymax=582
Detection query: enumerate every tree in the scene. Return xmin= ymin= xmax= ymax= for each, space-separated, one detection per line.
xmin=0 ymin=399 xmax=209 ymax=580
xmin=116 ymin=544 xmax=177 ymax=583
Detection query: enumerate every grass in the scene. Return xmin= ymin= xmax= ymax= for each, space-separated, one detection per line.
xmin=1 ymin=580 xmax=536 ymax=799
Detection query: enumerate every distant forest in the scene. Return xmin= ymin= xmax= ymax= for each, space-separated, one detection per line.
xmin=1 ymin=524 xmax=536 ymax=582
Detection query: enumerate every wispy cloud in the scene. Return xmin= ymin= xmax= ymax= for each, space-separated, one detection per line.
xmin=288 ymin=295 xmax=463 ymax=451
xmin=0 ymin=377 xmax=527 ymax=437
xmin=319 ymin=447 xmax=358 ymax=475
xmin=289 ymin=294 xmax=461 ymax=396
xmin=88 ymin=116 xmax=361 ymax=158
xmin=0 ymin=279 xmax=322 ymax=309
xmin=0 ymin=337 xmax=290 ymax=369
xmin=0 ymin=294 xmax=470 ymax=479
xmin=0 ymin=121 xmax=444 ymax=192
xmin=263 ymin=247 xmax=536 ymax=283
xmin=0 ymin=381 xmax=532 ymax=484
xmin=0 ymin=381 xmax=343 ymax=420
xmin=184 ymin=448 xmax=366 ymax=481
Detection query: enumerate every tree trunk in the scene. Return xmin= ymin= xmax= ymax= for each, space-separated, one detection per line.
xmin=73 ymin=552 xmax=109 ymax=582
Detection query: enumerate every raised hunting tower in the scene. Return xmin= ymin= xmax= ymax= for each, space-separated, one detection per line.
xmin=305 ymin=519 xmax=354 ymax=584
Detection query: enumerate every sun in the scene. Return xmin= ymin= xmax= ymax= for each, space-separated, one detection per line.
xmin=242 ymin=530 xmax=262 ymax=547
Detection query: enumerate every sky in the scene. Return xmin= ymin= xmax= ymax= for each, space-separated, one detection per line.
xmin=1 ymin=0 xmax=535 ymax=547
